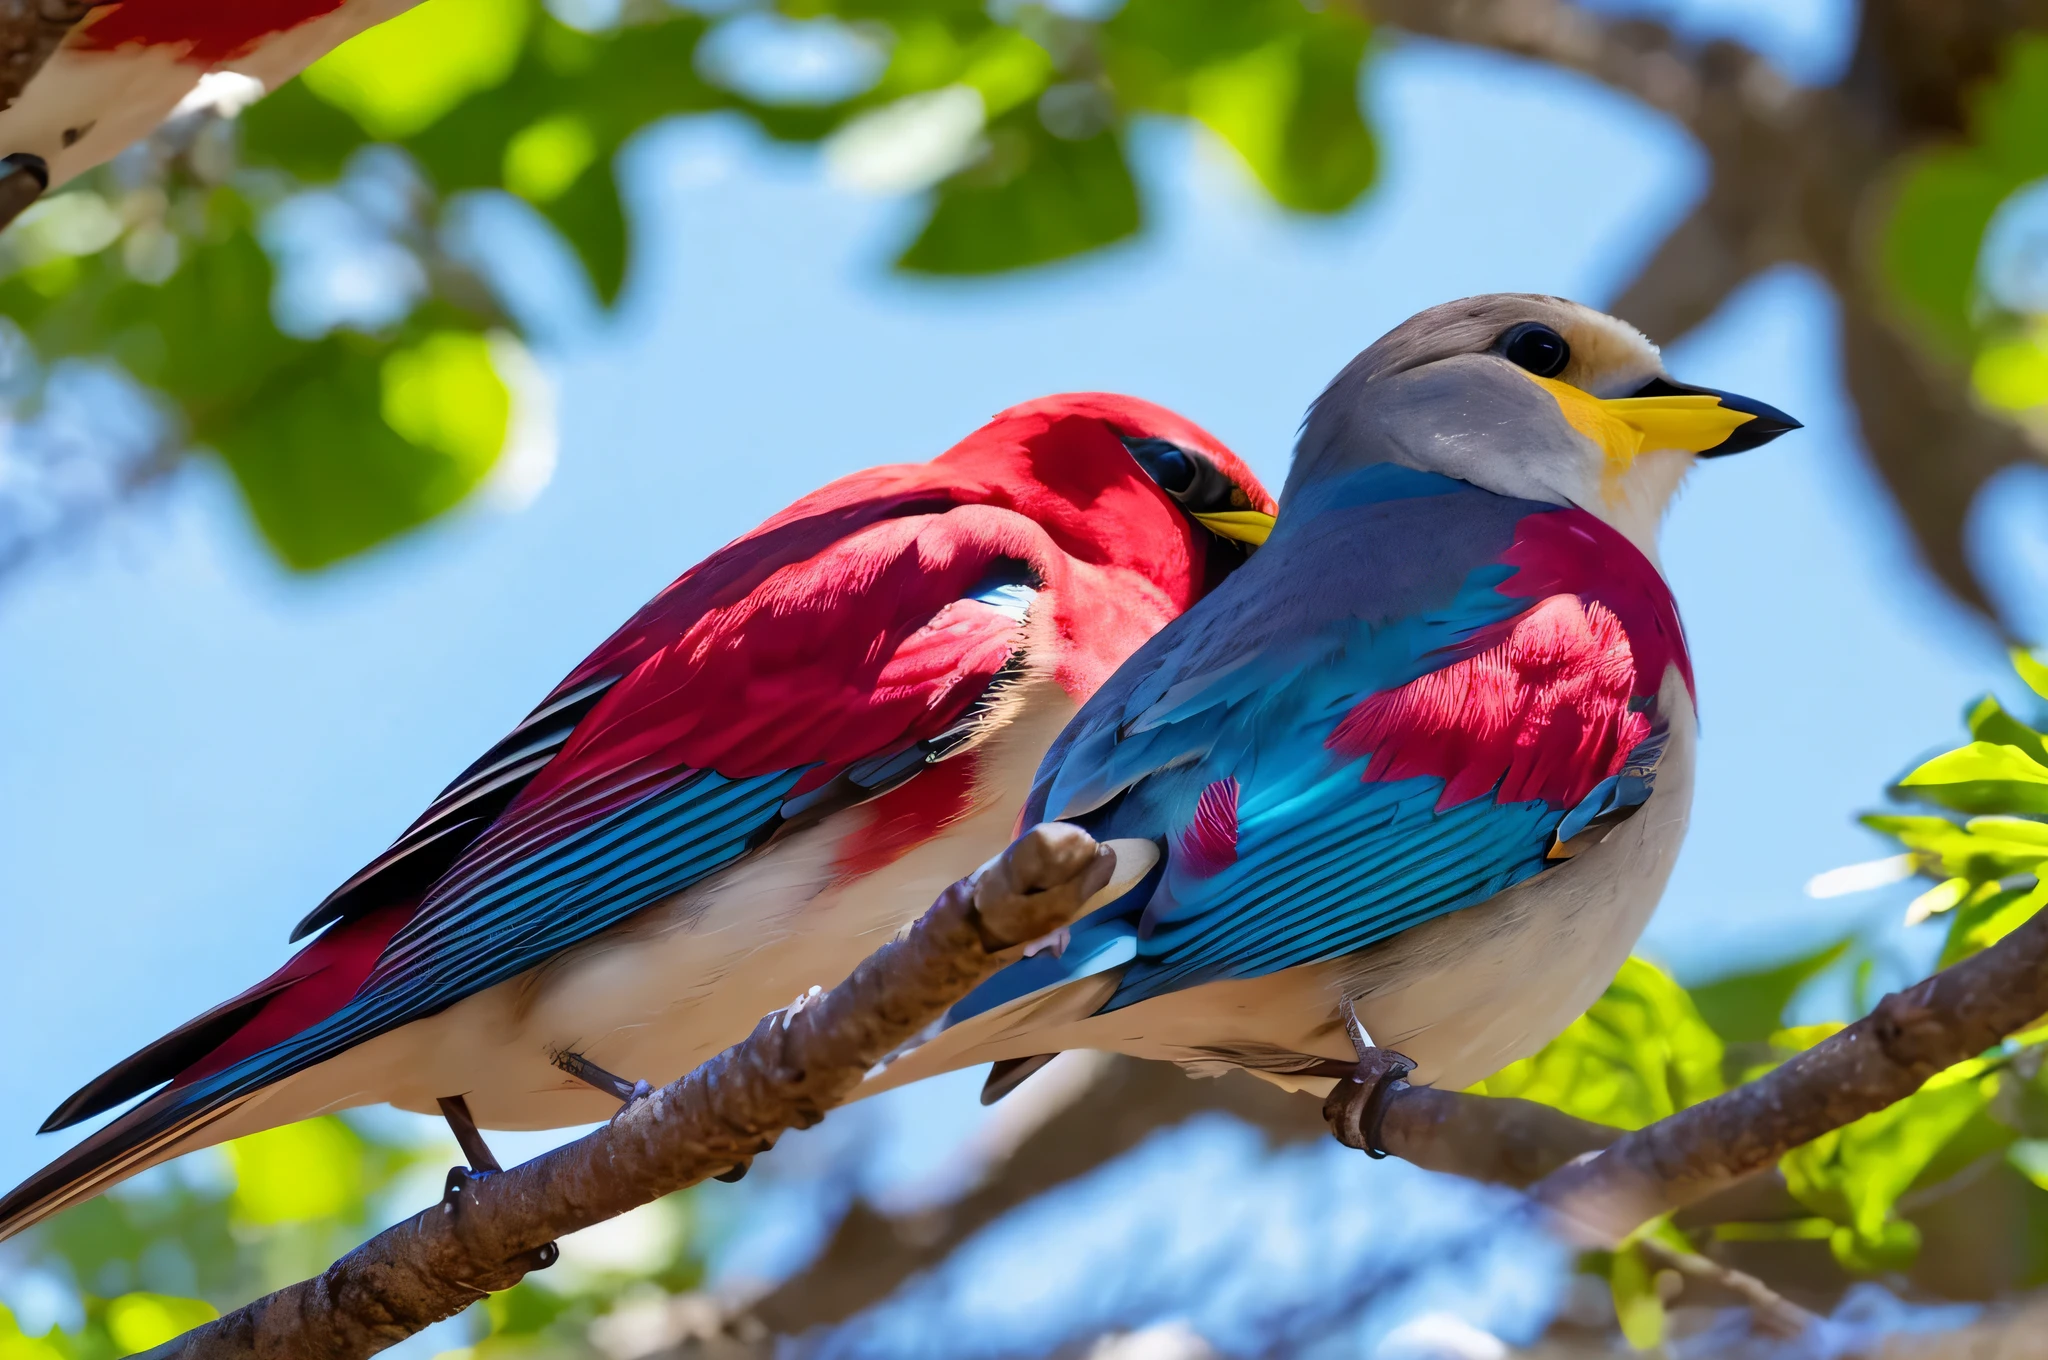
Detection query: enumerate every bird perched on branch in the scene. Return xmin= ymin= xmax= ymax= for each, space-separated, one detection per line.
xmin=0 ymin=393 xmax=1275 ymax=1237
xmin=866 ymin=296 xmax=1799 ymax=1131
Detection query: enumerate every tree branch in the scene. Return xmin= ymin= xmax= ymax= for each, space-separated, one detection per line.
xmin=146 ymin=824 xmax=1117 ymax=1360
xmin=1524 ymin=905 xmax=2048 ymax=1247
xmin=0 ymin=0 xmax=98 ymax=114
xmin=749 ymin=1060 xmax=1324 ymax=1338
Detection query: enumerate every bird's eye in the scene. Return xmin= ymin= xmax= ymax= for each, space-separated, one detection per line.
xmin=1498 ymin=322 xmax=1571 ymax=378
xmin=1124 ymin=437 xmax=1199 ymax=497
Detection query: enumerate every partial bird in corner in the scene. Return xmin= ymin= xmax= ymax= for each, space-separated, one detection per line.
xmin=864 ymin=295 xmax=1800 ymax=1138
xmin=0 ymin=0 xmax=422 ymax=222
xmin=0 ymin=393 xmax=1276 ymax=1238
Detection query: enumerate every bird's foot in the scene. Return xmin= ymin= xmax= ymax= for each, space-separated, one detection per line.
xmin=436 ymin=1094 xmax=504 ymax=1174
xmin=1320 ymin=1000 xmax=1415 ymax=1159
xmin=550 ymin=1049 xmax=656 ymax=1123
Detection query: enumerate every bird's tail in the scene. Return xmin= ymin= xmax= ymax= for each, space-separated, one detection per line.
xmin=0 ymin=902 xmax=416 ymax=1242
xmin=0 ymin=1085 xmax=270 ymax=1241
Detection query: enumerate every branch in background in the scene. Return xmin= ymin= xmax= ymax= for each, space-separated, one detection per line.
xmin=749 ymin=1059 xmax=1325 ymax=1338
xmin=145 ymin=824 xmax=1116 ymax=1360
xmin=1374 ymin=0 xmax=2048 ymax=624
xmin=1522 ymin=905 xmax=2048 ymax=1248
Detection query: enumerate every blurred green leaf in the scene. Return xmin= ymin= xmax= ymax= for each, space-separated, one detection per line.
xmin=1940 ymin=881 xmax=2048 ymax=966
xmin=1879 ymin=34 xmax=2048 ymax=354
xmin=899 ymin=113 xmax=1139 ymax=273
xmin=1607 ymin=1238 xmax=1665 ymax=1350
xmin=227 ymin=1118 xmax=367 ymax=1226
xmin=1471 ymin=957 xmax=1723 ymax=1128
xmin=301 ymin=0 xmax=531 ymax=140
xmin=104 ymin=1295 xmax=217 ymax=1356
xmin=1186 ymin=19 xmax=1373 ymax=212
xmin=1782 ymin=1059 xmax=2001 ymax=1271
xmin=1968 ymin=692 xmax=2048 ymax=766
xmin=1690 ymin=938 xmax=1850 ymax=1047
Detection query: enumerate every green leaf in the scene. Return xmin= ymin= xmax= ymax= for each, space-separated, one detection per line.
xmin=226 ymin=1118 xmax=368 ymax=1226
xmin=1782 ymin=1063 xmax=1999 ymax=1270
xmin=1607 ymin=1241 xmax=1664 ymax=1350
xmin=1941 ymin=881 xmax=2048 ymax=966
xmin=898 ymin=113 xmax=1140 ymax=273
xmin=301 ymin=0 xmax=532 ymax=140
xmin=104 ymin=1295 xmax=218 ymax=1355
xmin=1689 ymin=938 xmax=1851 ymax=1046
xmin=1899 ymin=740 xmax=2048 ymax=815
xmin=2014 ymin=648 xmax=2048 ymax=702
xmin=1968 ymin=693 xmax=2048 ymax=767
xmin=1186 ymin=18 xmax=1373 ymax=213
xmin=215 ymin=330 xmax=513 ymax=569
xmin=1471 ymin=958 xmax=1723 ymax=1128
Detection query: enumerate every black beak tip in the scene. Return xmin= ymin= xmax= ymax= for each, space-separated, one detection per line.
xmin=1702 ymin=400 xmax=1800 ymax=457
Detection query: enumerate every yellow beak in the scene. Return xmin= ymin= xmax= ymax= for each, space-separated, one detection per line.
xmin=1525 ymin=373 xmax=1759 ymax=468
xmin=1194 ymin=508 xmax=1276 ymax=546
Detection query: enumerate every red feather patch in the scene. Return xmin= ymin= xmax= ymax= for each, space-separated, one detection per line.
xmin=1178 ymin=776 xmax=1241 ymax=877
xmin=77 ymin=0 xmax=347 ymax=62
xmin=1327 ymin=595 xmax=1649 ymax=811
xmin=174 ymin=901 xmax=415 ymax=1085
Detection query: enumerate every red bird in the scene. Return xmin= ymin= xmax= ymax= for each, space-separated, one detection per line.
xmin=0 ymin=393 xmax=1274 ymax=1237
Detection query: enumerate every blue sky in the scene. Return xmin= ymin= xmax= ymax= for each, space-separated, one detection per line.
xmin=0 ymin=1 xmax=2027 ymax=1335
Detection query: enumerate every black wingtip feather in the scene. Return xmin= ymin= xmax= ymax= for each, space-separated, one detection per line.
xmin=38 ymin=987 xmax=282 ymax=1133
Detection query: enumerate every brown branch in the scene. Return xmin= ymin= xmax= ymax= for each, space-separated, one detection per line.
xmin=0 ymin=0 xmax=99 ymax=114
xmin=1523 ymin=904 xmax=2048 ymax=1248
xmin=750 ymin=1060 xmax=1324 ymax=1338
xmin=145 ymin=824 xmax=1116 ymax=1360
xmin=1633 ymin=1236 xmax=1818 ymax=1338
xmin=1371 ymin=0 xmax=2048 ymax=624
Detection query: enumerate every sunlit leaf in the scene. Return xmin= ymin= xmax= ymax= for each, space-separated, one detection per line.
xmin=1782 ymin=1062 xmax=2000 ymax=1271
xmin=1471 ymin=958 xmax=1722 ymax=1128
xmin=1186 ymin=18 xmax=1373 ymax=213
xmin=1898 ymin=740 xmax=2048 ymax=815
xmin=105 ymin=1294 xmax=218 ymax=1355
xmin=226 ymin=1118 xmax=367 ymax=1226
xmin=1607 ymin=1241 xmax=1664 ymax=1350
xmin=303 ymin=0 xmax=531 ymax=140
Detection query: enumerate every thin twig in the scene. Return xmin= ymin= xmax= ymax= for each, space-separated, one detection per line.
xmin=1634 ymin=1235 xmax=1818 ymax=1339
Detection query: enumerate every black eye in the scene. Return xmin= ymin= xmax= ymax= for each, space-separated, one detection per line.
xmin=1124 ymin=437 xmax=1198 ymax=496
xmin=1499 ymin=322 xmax=1571 ymax=378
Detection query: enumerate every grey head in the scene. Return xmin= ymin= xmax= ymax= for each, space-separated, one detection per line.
xmin=1287 ymin=294 xmax=1798 ymax=559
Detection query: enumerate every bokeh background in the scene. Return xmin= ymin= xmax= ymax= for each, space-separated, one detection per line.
xmin=7 ymin=0 xmax=2048 ymax=1354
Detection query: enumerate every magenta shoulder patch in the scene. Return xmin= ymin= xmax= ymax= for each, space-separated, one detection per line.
xmin=1178 ymin=776 xmax=1241 ymax=877
xmin=1328 ymin=595 xmax=1650 ymax=811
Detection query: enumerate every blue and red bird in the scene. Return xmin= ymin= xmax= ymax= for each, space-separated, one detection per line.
xmin=0 ymin=393 xmax=1274 ymax=1236
xmin=865 ymin=296 xmax=1797 ymax=1114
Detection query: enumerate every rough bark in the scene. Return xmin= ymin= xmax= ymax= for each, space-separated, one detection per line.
xmin=1524 ymin=904 xmax=2048 ymax=1247
xmin=0 ymin=0 xmax=95 ymax=114
xmin=143 ymin=824 xmax=1116 ymax=1360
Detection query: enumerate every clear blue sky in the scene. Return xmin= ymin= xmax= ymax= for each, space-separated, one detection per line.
xmin=0 ymin=1 xmax=2022 ymax=1337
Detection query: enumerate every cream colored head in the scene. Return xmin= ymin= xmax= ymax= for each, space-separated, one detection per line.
xmin=1289 ymin=294 xmax=1798 ymax=561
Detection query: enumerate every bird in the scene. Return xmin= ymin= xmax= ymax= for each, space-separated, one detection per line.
xmin=860 ymin=295 xmax=1799 ymax=1128
xmin=0 ymin=392 xmax=1276 ymax=1238
xmin=0 ymin=0 xmax=418 ymax=209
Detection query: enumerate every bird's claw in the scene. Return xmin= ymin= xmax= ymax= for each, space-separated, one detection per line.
xmin=778 ymin=985 xmax=824 ymax=1029
xmin=607 ymin=1078 xmax=654 ymax=1127
xmin=1323 ymin=1047 xmax=1416 ymax=1158
xmin=1322 ymin=998 xmax=1415 ymax=1158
